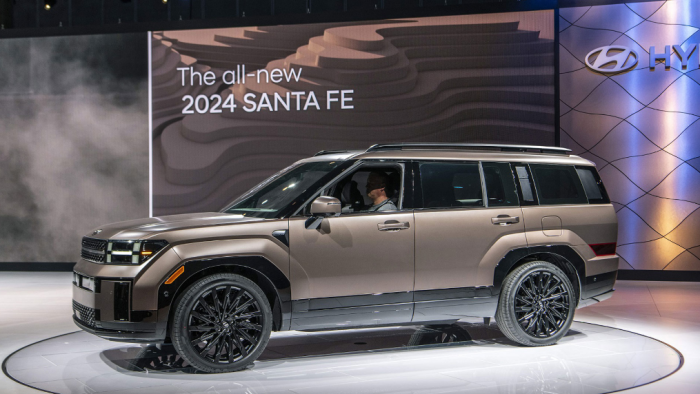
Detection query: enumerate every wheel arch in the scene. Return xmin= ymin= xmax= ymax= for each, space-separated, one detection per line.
xmin=157 ymin=256 xmax=291 ymax=341
xmin=493 ymin=245 xmax=585 ymax=302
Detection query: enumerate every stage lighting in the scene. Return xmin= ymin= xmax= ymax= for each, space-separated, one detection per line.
xmin=44 ymin=0 xmax=56 ymax=10
xmin=162 ymin=0 xmax=168 ymax=4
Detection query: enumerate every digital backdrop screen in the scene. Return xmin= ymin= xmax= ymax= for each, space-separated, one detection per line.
xmin=150 ymin=11 xmax=555 ymax=216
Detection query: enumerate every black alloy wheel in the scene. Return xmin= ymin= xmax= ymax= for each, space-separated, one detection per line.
xmin=496 ymin=261 xmax=575 ymax=346
xmin=171 ymin=274 xmax=272 ymax=373
xmin=514 ymin=270 xmax=571 ymax=338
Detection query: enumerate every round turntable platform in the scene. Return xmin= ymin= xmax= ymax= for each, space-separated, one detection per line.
xmin=3 ymin=320 xmax=682 ymax=394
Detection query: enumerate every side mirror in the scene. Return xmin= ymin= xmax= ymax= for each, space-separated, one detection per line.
xmin=306 ymin=196 xmax=341 ymax=229
xmin=310 ymin=196 xmax=341 ymax=216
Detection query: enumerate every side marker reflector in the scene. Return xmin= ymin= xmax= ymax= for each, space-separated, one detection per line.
xmin=165 ymin=266 xmax=185 ymax=285
xmin=589 ymin=243 xmax=616 ymax=257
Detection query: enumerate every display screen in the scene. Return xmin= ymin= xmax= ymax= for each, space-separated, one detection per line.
xmin=150 ymin=11 xmax=555 ymax=216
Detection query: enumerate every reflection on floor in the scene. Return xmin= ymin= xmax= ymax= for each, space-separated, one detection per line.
xmin=4 ymin=321 xmax=681 ymax=394
xmin=105 ymin=322 xmax=483 ymax=374
xmin=6 ymin=322 xmax=680 ymax=394
xmin=0 ymin=273 xmax=699 ymax=393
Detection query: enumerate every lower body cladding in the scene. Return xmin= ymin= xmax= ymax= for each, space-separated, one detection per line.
xmin=72 ymin=269 xmax=618 ymax=341
xmin=289 ymin=288 xmax=500 ymax=331
xmin=288 ymin=271 xmax=618 ymax=331
xmin=72 ymin=272 xmax=164 ymax=343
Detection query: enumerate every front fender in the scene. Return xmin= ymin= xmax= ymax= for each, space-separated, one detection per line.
xmin=133 ymin=237 xmax=289 ymax=311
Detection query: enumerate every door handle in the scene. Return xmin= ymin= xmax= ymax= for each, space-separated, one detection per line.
xmin=491 ymin=215 xmax=520 ymax=226
xmin=378 ymin=220 xmax=410 ymax=231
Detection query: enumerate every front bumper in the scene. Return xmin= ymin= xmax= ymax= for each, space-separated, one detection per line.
xmin=72 ymin=315 xmax=163 ymax=343
xmin=72 ymin=272 xmax=166 ymax=343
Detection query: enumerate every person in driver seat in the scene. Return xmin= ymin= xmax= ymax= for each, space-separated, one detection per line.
xmin=366 ymin=171 xmax=398 ymax=212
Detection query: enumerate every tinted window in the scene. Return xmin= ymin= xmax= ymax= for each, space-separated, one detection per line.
xmin=576 ymin=167 xmax=610 ymax=204
xmin=482 ymin=162 xmax=519 ymax=207
xmin=513 ymin=165 xmax=536 ymax=204
xmin=325 ymin=165 xmax=402 ymax=214
xmin=419 ymin=162 xmax=483 ymax=209
xmin=223 ymin=161 xmax=345 ymax=218
xmin=530 ymin=164 xmax=587 ymax=205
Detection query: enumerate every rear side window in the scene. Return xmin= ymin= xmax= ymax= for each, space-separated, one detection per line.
xmin=419 ymin=162 xmax=483 ymax=209
xmin=576 ymin=166 xmax=610 ymax=204
xmin=482 ymin=162 xmax=519 ymax=207
xmin=530 ymin=164 xmax=587 ymax=205
xmin=513 ymin=164 xmax=537 ymax=204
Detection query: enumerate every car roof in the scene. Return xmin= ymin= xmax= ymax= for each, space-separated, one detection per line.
xmin=304 ymin=144 xmax=594 ymax=166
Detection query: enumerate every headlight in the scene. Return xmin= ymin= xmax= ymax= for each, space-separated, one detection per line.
xmin=105 ymin=240 xmax=168 ymax=265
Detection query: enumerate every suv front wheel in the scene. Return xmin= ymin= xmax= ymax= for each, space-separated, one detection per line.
xmin=496 ymin=261 xmax=575 ymax=346
xmin=171 ymin=273 xmax=272 ymax=373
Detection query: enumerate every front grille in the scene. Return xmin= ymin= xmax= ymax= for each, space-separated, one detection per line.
xmin=81 ymin=237 xmax=106 ymax=263
xmin=82 ymin=237 xmax=107 ymax=251
xmin=81 ymin=249 xmax=105 ymax=263
xmin=73 ymin=300 xmax=97 ymax=327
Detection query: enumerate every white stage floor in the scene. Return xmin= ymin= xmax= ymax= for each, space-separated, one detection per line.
xmin=1 ymin=273 xmax=699 ymax=393
xmin=3 ymin=321 xmax=682 ymax=394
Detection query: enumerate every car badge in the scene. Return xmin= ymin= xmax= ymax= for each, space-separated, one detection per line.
xmin=585 ymin=45 xmax=638 ymax=73
xmin=92 ymin=229 xmax=103 ymax=236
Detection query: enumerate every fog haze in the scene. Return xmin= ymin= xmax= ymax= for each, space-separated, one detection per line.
xmin=0 ymin=33 xmax=149 ymax=262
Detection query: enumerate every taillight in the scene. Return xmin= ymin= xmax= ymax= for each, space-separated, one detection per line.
xmin=589 ymin=243 xmax=616 ymax=257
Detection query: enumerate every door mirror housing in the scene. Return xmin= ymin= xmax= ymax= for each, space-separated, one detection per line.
xmin=310 ymin=196 xmax=341 ymax=216
xmin=306 ymin=196 xmax=341 ymax=229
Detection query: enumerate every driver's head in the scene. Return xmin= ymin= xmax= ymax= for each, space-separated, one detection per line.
xmin=366 ymin=171 xmax=388 ymax=199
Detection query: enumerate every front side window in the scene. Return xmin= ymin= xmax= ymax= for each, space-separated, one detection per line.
xmin=222 ymin=160 xmax=347 ymax=218
xmin=321 ymin=164 xmax=403 ymax=214
xmin=419 ymin=162 xmax=483 ymax=209
xmin=530 ymin=164 xmax=587 ymax=205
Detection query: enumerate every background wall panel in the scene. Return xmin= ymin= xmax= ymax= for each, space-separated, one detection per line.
xmin=559 ymin=0 xmax=700 ymax=271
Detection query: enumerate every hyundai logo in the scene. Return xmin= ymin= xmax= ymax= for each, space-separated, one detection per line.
xmin=585 ymin=46 xmax=638 ymax=73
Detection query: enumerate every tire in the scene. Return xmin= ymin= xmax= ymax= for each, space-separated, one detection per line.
xmin=495 ymin=261 xmax=575 ymax=347
xmin=171 ymin=273 xmax=272 ymax=373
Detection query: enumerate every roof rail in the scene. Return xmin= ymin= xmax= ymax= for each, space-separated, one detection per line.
xmin=365 ymin=143 xmax=571 ymax=155
xmin=313 ymin=149 xmax=352 ymax=157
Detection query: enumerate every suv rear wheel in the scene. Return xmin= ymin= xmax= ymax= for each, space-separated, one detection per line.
xmin=496 ymin=261 xmax=575 ymax=346
xmin=171 ymin=273 xmax=272 ymax=373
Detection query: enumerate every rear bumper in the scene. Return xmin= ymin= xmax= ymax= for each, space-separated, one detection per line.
xmin=577 ymin=289 xmax=614 ymax=308
xmin=581 ymin=269 xmax=617 ymax=299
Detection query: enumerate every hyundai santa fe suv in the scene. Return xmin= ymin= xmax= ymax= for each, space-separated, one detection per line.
xmin=73 ymin=143 xmax=618 ymax=372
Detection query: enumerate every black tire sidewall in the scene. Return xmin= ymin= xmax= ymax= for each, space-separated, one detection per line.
xmin=497 ymin=261 xmax=575 ymax=346
xmin=171 ymin=273 xmax=273 ymax=373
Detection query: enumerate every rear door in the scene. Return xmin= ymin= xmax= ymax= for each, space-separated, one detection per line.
xmin=413 ymin=161 xmax=526 ymax=294
xmin=520 ymin=163 xmax=617 ymax=270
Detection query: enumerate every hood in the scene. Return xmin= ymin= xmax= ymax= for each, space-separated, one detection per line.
xmin=85 ymin=212 xmax=265 ymax=240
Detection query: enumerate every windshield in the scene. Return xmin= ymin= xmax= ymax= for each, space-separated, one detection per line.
xmin=222 ymin=160 xmax=347 ymax=218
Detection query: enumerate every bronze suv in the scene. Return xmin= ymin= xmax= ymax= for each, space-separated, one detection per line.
xmin=73 ymin=143 xmax=618 ymax=372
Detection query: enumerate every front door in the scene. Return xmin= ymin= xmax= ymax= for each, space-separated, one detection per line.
xmin=288 ymin=162 xmax=415 ymax=329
